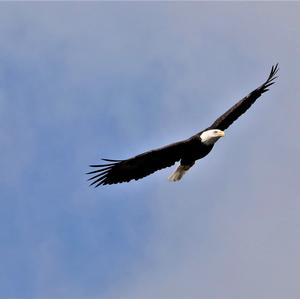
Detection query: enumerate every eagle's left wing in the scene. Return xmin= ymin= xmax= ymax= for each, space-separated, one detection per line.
xmin=207 ymin=63 xmax=279 ymax=131
xmin=87 ymin=139 xmax=189 ymax=186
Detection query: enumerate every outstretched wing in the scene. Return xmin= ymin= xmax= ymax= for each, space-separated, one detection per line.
xmin=87 ymin=140 xmax=188 ymax=186
xmin=207 ymin=63 xmax=279 ymax=131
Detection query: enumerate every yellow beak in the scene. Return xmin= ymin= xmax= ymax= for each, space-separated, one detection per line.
xmin=218 ymin=131 xmax=225 ymax=137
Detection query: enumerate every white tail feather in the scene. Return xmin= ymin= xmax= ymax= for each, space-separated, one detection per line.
xmin=168 ymin=165 xmax=191 ymax=182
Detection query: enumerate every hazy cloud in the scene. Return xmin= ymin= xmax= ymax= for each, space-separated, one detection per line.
xmin=1 ymin=2 xmax=299 ymax=299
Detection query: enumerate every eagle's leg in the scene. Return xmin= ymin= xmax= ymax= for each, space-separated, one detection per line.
xmin=168 ymin=161 xmax=195 ymax=182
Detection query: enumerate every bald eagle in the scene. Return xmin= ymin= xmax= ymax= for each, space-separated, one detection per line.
xmin=87 ymin=64 xmax=278 ymax=186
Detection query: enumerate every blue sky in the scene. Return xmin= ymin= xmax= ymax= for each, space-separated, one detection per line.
xmin=1 ymin=2 xmax=300 ymax=299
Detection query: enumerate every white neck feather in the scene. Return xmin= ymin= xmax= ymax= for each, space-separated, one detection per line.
xmin=200 ymin=130 xmax=222 ymax=145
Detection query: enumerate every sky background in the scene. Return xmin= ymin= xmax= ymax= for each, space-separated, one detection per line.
xmin=1 ymin=2 xmax=300 ymax=299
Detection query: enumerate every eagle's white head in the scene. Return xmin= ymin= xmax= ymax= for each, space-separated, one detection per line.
xmin=200 ymin=129 xmax=225 ymax=145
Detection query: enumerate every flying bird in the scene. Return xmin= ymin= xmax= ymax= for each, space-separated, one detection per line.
xmin=87 ymin=64 xmax=279 ymax=186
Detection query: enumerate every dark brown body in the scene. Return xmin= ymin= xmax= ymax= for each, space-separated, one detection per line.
xmin=180 ymin=135 xmax=214 ymax=166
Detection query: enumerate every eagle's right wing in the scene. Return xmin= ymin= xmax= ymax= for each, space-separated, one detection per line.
xmin=207 ymin=64 xmax=279 ymax=131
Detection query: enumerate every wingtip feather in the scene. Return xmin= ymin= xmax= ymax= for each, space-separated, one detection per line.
xmin=102 ymin=158 xmax=122 ymax=162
